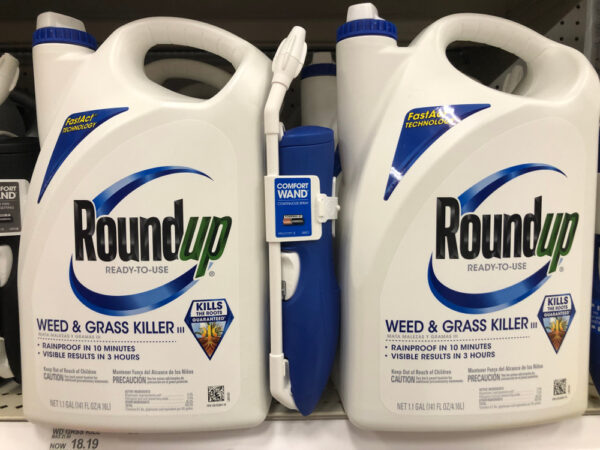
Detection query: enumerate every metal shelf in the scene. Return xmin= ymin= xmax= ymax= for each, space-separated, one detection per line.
xmin=0 ymin=0 xmax=580 ymax=50
xmin=0 ymin=380 xmax=22 ymax=422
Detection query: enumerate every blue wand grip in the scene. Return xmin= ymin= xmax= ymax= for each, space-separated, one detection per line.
xmin=279 ymin=126 xmax=340 ymax=415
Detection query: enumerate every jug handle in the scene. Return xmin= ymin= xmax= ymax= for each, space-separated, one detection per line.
xmin=427 ymin=13 xmax=551 ymax=64
xmin=419 ymin=13 xmax=591 ymax=99
xmin=106 ymin=18 xmax=264 ymax=97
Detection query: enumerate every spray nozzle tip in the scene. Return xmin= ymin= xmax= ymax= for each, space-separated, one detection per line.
xmin=36 ymin=12 xmax=86 ymax=32
xmin=272 ymin=26 xmax=308 ymax=87
xmin=347 ymin=3 xmax=382 ymax=21
xmin=0 ymin=53 xmax=19 ymax=102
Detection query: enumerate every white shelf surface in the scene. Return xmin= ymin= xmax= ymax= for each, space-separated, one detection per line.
xmin=0 ymin=414 xmax=599 ymax=449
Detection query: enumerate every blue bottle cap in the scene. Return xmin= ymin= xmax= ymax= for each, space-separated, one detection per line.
xmin=336 ymin=18 xmax=397 ymax=42
xmin=301 ymin=63 xmax=337 ymax=79
xmin=33 ymin=27 xmax=98 ymax=50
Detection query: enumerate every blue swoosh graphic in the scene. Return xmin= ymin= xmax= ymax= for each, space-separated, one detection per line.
xmin=93 ymin=166 xmax=212 ymax=216
xmin=458 ymin=163 xmax=564 ymax=214
xmin=70 ymin=259 xmax=198 ymax=316
xmin=428 ymin=257 xmax=551 ymax=314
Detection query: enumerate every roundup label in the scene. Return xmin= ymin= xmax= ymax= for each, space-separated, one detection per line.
xmin=29 ymin=115 xmax=242 ymax=416
xmin=429 ymin=164 xmax=578 ymax=315
xmin=69 ymin=166 xmax=232 ymax=316
xmin=379 ymin=120 xmax=588 ymax=415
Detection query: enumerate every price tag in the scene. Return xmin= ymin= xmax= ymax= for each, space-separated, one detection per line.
xmin=49 ymin=428 xmax=102 ymax=449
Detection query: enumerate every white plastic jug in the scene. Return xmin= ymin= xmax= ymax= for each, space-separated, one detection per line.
xmin=301 ymin=52 xmax=337 ymax=143
xmin=336 ymin=3 xmax=600 ymax=431
xmin=20 ymin=12 xmax=271 ymax=432
xmin=300 ymin=52 xmax=342 ymax=237
xmin=0 ymin=53 xmax=24 ymax=138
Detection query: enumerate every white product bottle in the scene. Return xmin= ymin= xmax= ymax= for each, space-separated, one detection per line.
xmin=0 ymin=52 xmax=19 ymax=380
xmin=301 ymin=52 xmax=337 ymax=143
xmin=336 ymin=3 xmax=600 ymax=431
xmin=300 ymin=52 xmax=341 ymax=237
xmin=0 ymin=53 xmax=24 ymax=138
xmin=20 ymin=12 xmax=271 ymax=432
